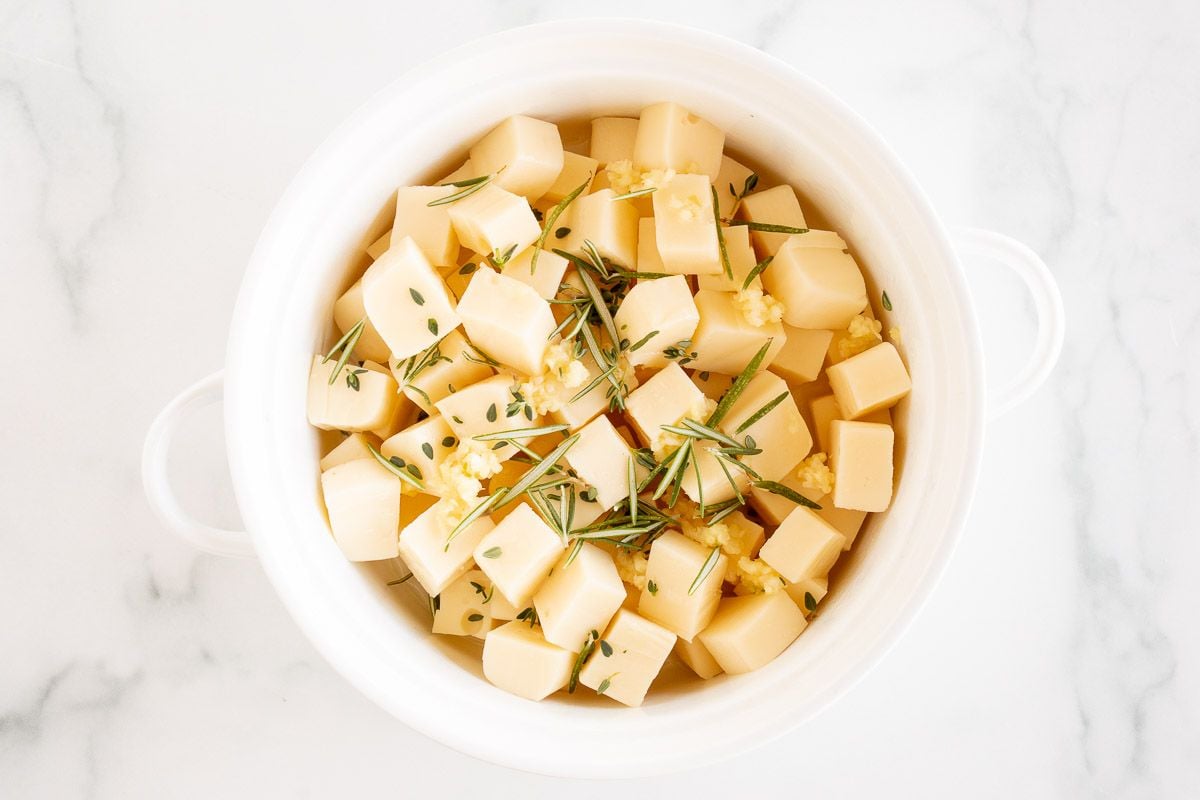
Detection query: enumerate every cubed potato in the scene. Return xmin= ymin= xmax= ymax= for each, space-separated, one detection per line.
xmin=565 ymin=416 xmax=639 ymax=512
xmin=438 ymin=159 xmax=476 ymax=185
xmin=533 ymin=543 xmax=625 ymax=652
xmin=368 ymin=393 xmax=420 ymax=442
xmin=805 ymin=493 xmax=870 ymax=550
xmin=307 ymin=355 xmax=399 ymax=433
xmin=392 ymin=186 xmax=460 ymax=267
xmin=319 ymin=432 xmax=378 ymax=471
xmin=696 ymin=225 xmax=761 ymax=292
xmin=689 ymin=369 xmax=735 ymax=400
xmin=501 ymin=247 xmax=571 ymax=301
xmin=447 ymin=184 xmax=541 ymax=258
xmin=390 ymin=329 xmax=494 ymax=413
xmin=614 ymin=275 xmax=700 ymax=369
xmin=434 ymin=373 xmax=542 ymax=462
xmin=542 ymin=151 xmax=598 ymax=205
xmin=810 ymin=393 xmax=892 ymax=454
xmin=770 ymin=326 xmax=835 ymax=385
xmin=559 ymin=188 xmax=639 ymax=269
xmin=826 ymin=342 xmax=912 ymax=419
xmin=635 ymin=218 xmax=666 ymax=274
xmin=717 ymin=371 xmax=812 ymax=481
xmin=688 ymin=289 xmax=787 ymax=375
xmin=747 ymin=472 xmax=823 ymax=527
xmin=457 ymin=267 xmax=555 ymax=376
xmin=651 ymin=174 xmax=721 ymax=275
xmin=396 ymin=500 xmax=496 ymax=596
xmin=759 ymin=507 xmax=845 ymax=582
xmin=789 ymin=229 xmax=847 ymax=250
xmin=637 ymin=531 xmax=726 ymax=641
xmin=765 ymin=239 xmax=867 ymax=330
xmin=737 ymin=185 xmax=808 ymax=257
xmin=432 ymin=569 xmax=495 ymax=637
xmin=713 ymin=155 xmax=756 ymax=219
xmin=624 ymin=362 xmax=708 ymax=451
xmin=784 ymin=575 xmax=829 ymax=616
xmin=380 ymin=415 xmax=457 ymax=490
xmin=332 ymin=280 xmax=390 ymax=363
xmin=469 ymin=115 xmax=564 ymax=201
xmin=320 ymin=457 xmax=401 ymax=561
xmin=675 ymin=636 xmax=724 ymax=680
xmin=699 ymin=591 xmax=807 ymax=674
xmin=473 ymin=503 xmax=564 ymax=607
xmin=589 ymin=117 xmax=639 ymax=165
xmin=365 ymin=230 xmax=391 ymax=260
xmin=361 ymin=236 xmax=462 ymax=361
xmin=482 ymin=620 xmax=574 ymax=701
xmin=488 ymin=588 xmax=522 ymax=621
xmin=679 ymin=443 xmax=751 ymax=506
xmin=549 ymin=348 xmax=638 ymax=431
xmin=829 ymin=420 xmax=894 ymax=512
xmin=579 ymin=609 xmax=675 ymax=706
xmin=633 ymin=102 xmax=724 ymax=180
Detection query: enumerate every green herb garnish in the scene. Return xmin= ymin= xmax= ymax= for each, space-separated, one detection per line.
xmin=751 ymin=480 xmax=821 ymax=509
xmin=321 ymin=317 xmax=366 ymax=386
xmin=689 ymin=546 xmax=722 ymax=595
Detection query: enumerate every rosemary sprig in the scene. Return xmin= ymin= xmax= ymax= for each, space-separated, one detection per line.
xmin=627 ymin=456 xmax=637 ymax=526
xmin=752 ymin=480 xmax=822 ymax=509
xmin=444 ymin=490 xmax=508 ymax=549
xmin=610 ymin=186 xmax=657 ymax=201
xmin=734 ymin=391 xmax=789 ymax=434
xmin=322 ymin=318 xmax=366 ymax=386
xmin=728 ymin=172 xmax=759 ymax=215
xmin=576 ymin=252 xmax=620 ymax=348
xmin=386 ymin=573 xmax=414 ymax=586
xmin=726 ymin=221 xmax=810 ymax=234
xmin=563 ymin=537 xmax=585 ymax=567
xmin=366 ymin=444 xmax=426 ymax=492
xmin=427 ymin=173 xmax=494 ymax=206
xmin=689 ymin=547 xmax=722 ymax=595
xmin=473 ymin=423 xmax=569 ymax=442
xmin=492 ymin=434 xmax=581 ymax=512
xmin=628 ymin=329 xmax=659 ymax=353
xmin=742 ymin=255 xmax=773 ymax=291
xmin=652 ymin=440 xmax=693 ymax=504
xmin=462 ymin=342 xmax=500 ymax=367
xmin=706 ymin=340 xmax=773 ymax=428
xmin=567 ymin=629 xmax=599 ymax=693
xmin=712 ymin=185 xmax=733 ymax=281
xmin=531 ymin=179 xmax=590 ymax=274
xmin=569 ymin=363 xmax=618 ymax=404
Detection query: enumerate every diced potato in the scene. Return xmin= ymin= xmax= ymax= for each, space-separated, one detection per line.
xmin=770 ymin=326 xmax=835 ymax=385
xmin=361 ymin=236 xmax=461 ymax=361
xmin=560 ymin=188 xmax=639 ymax=269
xmin=501 ymin=247 xmax=571 ymax=301
xmin=368 ymin=391 xmax=420 ymax=441
xmin=679 ymin=444 xmax=750 ymax=506
xmin=307 ymin=355 xmax=399 ymax=433
xmin=319 ymin=432 xmax=378 ymax=471
xmin=549 ymin=348 xmax=638 ymax=431
xmin=320 ymin=458 xmax=401 ymax=561
xmin=589 ymin=117 xmax=639 ymax=165
xmin=483 ymin=620 xmax=574 ymax=700
xmin=434 ymin=373 xmax=542 ymax=462
xmin=438 ymin=159 xmax=476 ymax=184
xmin=542 ymin=151 xmax=598 ymax=205
xmin=696 ymin=225 xmax=760 ymax=292
xmin=737 ymin=185 xmax=807 ymax=257
xmin=448 ymin=184 xmax=541 ymax=258
xmin=784 ymin=575 xmax=828 ymax=616
xmin=533 ymin=543 xmax=625 ymax=651
xmin=469 ymin=115 xmax=564 ymax=201
xmin=396 ymin=500 xmax=496 ymax=596
xmin=390 ymin=329 xmax=493 ymax=413
xmin=614 ymin=275 xmax=700 ymax=369
xmin=635 ymin=218 xmax=665 ymax=274
xmin=676 ymin=635 xmax=724 ymax=680
xmin=332 ymin=280 xmax=390 ymax=363
xmin=473 ymin=503 xmax=565 ymax=607
xmin=747 ymin=472 xmax=822 ymax=526
xmin=713 ymin=155 xmax=755 ymax=219
xmin=633 ymin=102 xmax=724 ymax=180
xmin=765 ymin=239 xmax=867 ymax=330
xmin=805 ymin=493 xmax=869 ymax=550
xmin=717 ymin=371 xmax=811 ymax=481
xmin=365 ymin=230 xmax=391 ymax=261
xmin=624 ymin=362 xmax=708 ymax=451
xmin=829 ymin=420 xmax=894 ymax=512
xmin=687 ymin=289 xmax=787 ymax=375
xmin=699 ymin=591 xmax=807 ymax=675
xmin=809 ymin=393 xmax=891 ymax=454
xmin=826 ymin=342 xmax=912 ymax=419
xmin=637 ymin=531 xmax=726 ymax=641
xmin=392 ymin=186 xmax=460 ymax=267
xmin=565 ymin=416 xmax=640 ymax=512
xmin=432 ymin=569 xmax=495 ymax=637
xmin=689 ymin=369 xmax=734 ymax=400
xmin=759 ymin=507 xmax=845 ymax=582
xmin=457 ymin=267 xmax=555 ymax=376
xmin=488 ymin=588 xmax=522 ymax=621
xmin=380 ymin=415 xmax=457 ymax=491
xmin=651 ymin=174 xmax=720 ymax=275
xmin=579 ymin=609 xmax=675 ymax=706
xmin=789 ymin=229 xmax=847 ymax=250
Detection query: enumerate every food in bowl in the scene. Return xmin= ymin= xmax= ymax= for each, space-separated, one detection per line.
xmin=307 ymin=102 xmax=912 ymax=706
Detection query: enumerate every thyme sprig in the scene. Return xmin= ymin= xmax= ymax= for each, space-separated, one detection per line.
xmin=531 ymin=179 xmax=590 ymax=274
xmin=322 ymin=318 xmax=366 ymax=385
xmin=568 ymin=630 xmax=599 ymax=693
xmin=366 ymin=443 xmax=425 ymax=492
xmin=712 ymin=184 xmax=733 ymax=281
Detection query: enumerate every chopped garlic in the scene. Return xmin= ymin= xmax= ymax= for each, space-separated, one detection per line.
xmin=433 ymin=440 xmax=503 ymax=528
xmin=518 ymin=341 xmax=589 ymax=415
xmin=796 ymin=452 xmax=835 ymax=496
xmin=613 ymin=547 xmax=649 ymax=589
xmin=731 ymin=556 xmax=785 ymax=596
xmin=888 ymin=325 xmax=902 ymax=346
xmin=604 ymin=159 xmax=676 ymax=197
xmin=836 ymin=313 xmax=883 ymax=360
xmin=678 ymin=504 xmax=761 ymax=583
xmin=733 ymin=288 xmax=786 ymax=328
xmin=651 ymin=395 xmax=718 ymax=458
xmin=666 ymin=191 xmax=705 ymax=223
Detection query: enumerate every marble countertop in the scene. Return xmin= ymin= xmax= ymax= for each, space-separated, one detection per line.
xmin=2 ymin=1 xmax=1197 ymax=796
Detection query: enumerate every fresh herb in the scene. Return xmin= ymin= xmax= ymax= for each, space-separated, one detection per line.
xmin=647 ymin=579 xmax=658 ymax=595
xmin=596 ymin=676 xmax=613 ymax=695
xmin=452 ymin=415 xmax=463 ymax=424
xmin=752 ymin=480 xmax=821 ymax=509
xmin=728 ymin=172 xmax=759 ymax=214
xmin=461 ymin=343 xmax=500 ymax=367
xmin=487 ymin=243 xmax=518 ymax=269
xmin=427 ymin=173 xmax=494 ymax=206
xmin=321 ymin=318 xmax=366 ymax=386
xmin=442 ymin=436 xmax=456 ymax=447
xmin=627 ymin=456 xmax=637 ymax=526
xmin=689 ymin=546 xmax=722 ymax=595
xmin=481 ymin=546 xmax=502 ymax=559
xmin=470 ymin=581 xmax=494 ymax=603
xmin=467 ymin=613 xmax=484 ymax=622
xmin=662 ymin=338 xmax=698 ymax=367
xmin=458 ymin=262 xmax=478 ymax=276
xmin=563 ymin=537 xmax=585 ymax=567
xmin=409 ymin=287 xmax=425 ymax=306
xmin=712 ymin=185 xmax=733 ymax=281
xmin=567 ymin=630 xmax=599 ymax=693
xmin=386 ymin=573 xmax=414 ymax=586
xmin=568 ymin=363 xmax=619 ymax=404
xmin=734 ymin=391 xmax=788 ymax=434
xmin=706 ymin=340 xmax=773 ymax=428
xmin=366 ymin=444 xmax=425 ymax=491
xmin=473 ymin=423 xmax=569 ymax=442
xmin=492 ymin=434 xmax=581 ymax=512
xmin=600 ymin=640 xmax=614 ymax=657
xmin=742 ymin=255 xmax=773 ymax=291
xmin=345 ymin=367 xmax=367 ymax=391
xmin=486 ymin=403 xmax=498 ymax=423
xmin=579 ymin=486 xmax=598 ymax=503
xmin=628 ymin=329 xmax=659 ymax=353
xmin=444 ymin=491 xmax=507 ymax=549
xmin=531 ymin=179 xmax=590 ymax=273
xmin=516 ymin=606 xmax=539 ymax=627
xmin=882 ymin=290 xmax=893 ymax=311
xmin=427 ymin=318 xmax=438 ymax=336
xmin=727 ymin=221 xmax=809 ymax=234
xmin=610 ymin=186 xmax=657 ymax=201
xmin=555 ymin=226 xmax=571 ymax=239
xmin=421 ymin=442 xmax=434 ymax=460
xmin=804 ymin=591 xmax=817 ymax=612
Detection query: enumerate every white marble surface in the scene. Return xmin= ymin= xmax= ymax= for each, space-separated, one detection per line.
xmin=2 ymin=0 xmax=1198 ymax=796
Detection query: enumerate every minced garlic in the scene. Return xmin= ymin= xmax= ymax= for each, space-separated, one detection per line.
xmin=836 ymin=313 xmax=883 ymax=360
xmin=604 ymin=159 xmax=677 ymax=197
xmin=518 ymin=341 xmax=589 ymax=415
xmin=433 ymin=440 xmax=503 ymax=528
xmin=888 ymin=325 xmax=902 ymax=346
xmin=731 ymin=556 xmax=785 ymax=596
xmin=733 ymin=288 xmax=786 ymax=328
xmin=796 ymin=452 xmax=835 ymax=496
xmin=651 ymin=395 xmax=717 ymax=458
xmin=613 ymin=547 xmax=648 ymax=589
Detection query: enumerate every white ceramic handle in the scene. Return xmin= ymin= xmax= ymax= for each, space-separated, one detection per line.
xmin=142 ymin=370 xmax=256 ymax=558
xmin=954 ymin=227 xmax=1065 ymax=421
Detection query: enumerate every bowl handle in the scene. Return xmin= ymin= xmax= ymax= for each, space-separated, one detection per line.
xmin=953 ymin=228 xmax=1065 ymax=421
xmin=142 ymin=370 xmax=256 ymax=558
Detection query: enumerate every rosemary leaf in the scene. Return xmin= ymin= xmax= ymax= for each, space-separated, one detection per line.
xmin=492 ymin=434 xmax=581 ymax=511
xmin=472 ymin=423 xmax=569 ymax=441
xmin=367 ymin=443 xmax=425 ymax=492
xmin=688 ymin=546 xmax=722 ymax=595
xmin=751 ymin=480 xmax=822 ymax=509
xmin=706 ymin=340 xmax=773 ymax=428
xmin=712 ymin=185 xmax=733 ymax=281
xmin=728 ymin=221 xmax=810 ymax=234
xmin=532 ymin=179 xmax=590 ymax=274
xmin=734 ymin=390 xmax=789 ymax=434
xmin=742 ymin=255 xmax=773 ymax=291
xmin=322 ymin=318 xmax=366 ymax=386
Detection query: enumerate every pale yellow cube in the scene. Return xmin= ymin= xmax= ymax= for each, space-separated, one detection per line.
xmin=565 ymin=416 xmax=638 ymax=511
xmin=829 ymin=420 xmax=894 ymax=512
xmin=690 ymin=369 xmax=734 ymax=400
xmin=319 ymin=432 xmax=378 ymax=471
xmin=434 ymin=373 xmax=542 ymax=462
xmin=638 ymin=531 xmax=726 ymax=641
xmin=472 ymin=503 xmax=564 ymax=607
xmin=826 ymin=342 xmax=912 ymax=419
xmin=765 ymin=239 xmax=867 ymax=330
xmin=482 ymin=620 xmax=574 ymax=701
xmin=448 ymin=184 xmax=541 ymax=258
xmin=770 ymin=326 xmax=835 ymax=385
xmin=790 ymin=229 xmax=848 ymax=250
xmin=432 ymin=569 xmax=494 ymax=637
xmin=390 ymin=329 xmax=494 ymax=413
xmin=614 ymin=275 xmax=700 ymax=369
xmin=759 ymin=507 xmax=845 ymax=582
xmin=392 ymin=186 xmax=460 ymax=267
xmin=717 ymin=371 xmax=812 ymax=481
xmin=488 ymin=588 xmax=522 ymax=621
xmin=368 ymin=388 xmax=420 ymax=441
xmin=560 ymin=188 xmax=639 ymax=269
xmin=469 ymin=115 xmax=564 ymax=201
xmin=624 ymin=362 xmax=707 ymax=451
xmin=332 ymin=280 xmax=390 ymax=363
xmin=365 ymin=230 xmax=391 ymax=261
xmin=674 ymin=636 xmax=723 ymax=679
xmin=380 ymin=415 xmax=457 ymax=489
xmin=589 ymin=117 xmax=639 ymax=165
xmin=737 ymin=185 xmax=808 ymax=256
xmin=320 ymin=457 xmax=401 ymax=561
xmin=807 ymin=493 xmax=870 ymax=550
xmin=714 ymin=155 xmax=756 ymax=219
xmin=549 ymin=348 xmax=638 ymax=431
xmin=633 ymin=102 xmax=724 ymax=179
xmin=396 ymin=500 xmax=495 ymax=596
xmin=533 ymin=543 xmax=626 ymax=652
xmin=747 ymin=472 xmax=822 ymax=527
xmin=361 ymin=236 xmax=461 ymax=360
xmin=579 ymin=609 xmax=675 ymax=706
xmin=679 ymin=443 xmax=750 ymax=506
xmin=307 ymin=355 xmax=399 ymax=433
xmin=457 ymin=267 xmax=555 ymax=375
xmin=636 ymin=218 xmax=666 ymax=274
xmin=784 ymin=575 xmax=828 ymax=616
xmin=699 ymin=591 xmax=807 ymax=674
xmin=651 ymin=174 xmax=721 ymax=275
xmin=688 ymin=289 xmax=787 ymax=375
xmin=810 ymin=393 xmax=892 ymax=454
xmin=542 ymin=151 xmax=598 ymax=205
xmin=696 ymin=226 xmax=761 ymax=292
xmin=501 ymin=247 xmax=571 ymax=300
xmin=438 ymin=159 xmax=476 ymax=184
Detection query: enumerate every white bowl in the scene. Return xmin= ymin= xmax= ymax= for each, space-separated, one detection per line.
xmin=143 ymin=19 xmax=1064 ymax=778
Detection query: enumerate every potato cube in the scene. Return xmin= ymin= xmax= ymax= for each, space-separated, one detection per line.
xmin=549 ymin=348 xmax=638 ymax=431
xmin=332 ymin=280 xmax=390 ymax=363
xmin=633 ymin=102 xmax=724 ymax=180
xmin=472 ymin=503 xmax=565 ymax=607
xmin=365 ymin=230 xmax=391 ymax=261
xmin=675 ymin=636 xmax=724 ymax=679
xmin=714 ymin=155 xmax=756 ymax=219
xmin=635 ymin=218 xmax=665 ymax=273
xmin=805 ymin=493 xmax=870 ymax=550
xmin=560 ymin=188 xmax=639 ymax=269
xmin=565 ymin=416 xmax=639 ymax=512
xmin=638 ymin=531 xmax=726 ymax=641
xmin=482 ymin=620 xmax=575 ymax=700
xmin=737 ymin=185 xmax=807 ymax=257
xmin=765 ymin=239 xmax=867 ymax=329
xmin=688 ymin=289 xmax=787 ymax=375
xmin=542 ymin=151 xmax=598 ymax=205
xmin=589 ymin=117 xmax=639 ymax=165
xmin=380 ymin=415 xmax=457 ymax=490
xmin=790 ymin=229 xmax=847 ymax=250
xmin=826 ymin=342 xmax=912 ymax=419
xmin=770 ymin=326 xmax=835 ymax=385
xmin=579 ymin=609 xmax=675 ymax=706
xmin=488 ymin=588 xmax=522 ymax=621
xmin=810 ymin=393 xmax=891 ymax=453
xmin=447 ymin=184 xmax=541 ymax=258
xmin=759 ymin=507 xmax=845 ymax=582
xmin=392 ymin=186 xmax=460 ymax=267
xmin=614 ymin=275 xmax=700 ymax=368
xmin=679 ymin=444 xmax=750 ymax=506
xmin=469 ymin=115 xmax=564 ymax=201
xmin=533 ymin=543 xmax=625 ymax=651
xmin=307 ymin=355 xmax=399 ymax=433
xmin=651 ymin=174 xmax=721 ymax=275
xmin=367 ymin=386 xmax=420 ymax=441
xmin=696 ymin=225 xmax=761 ymax=292
xmin=438 ymin=159 xmax=476 ymax=184
xmin=624 ymin=362 xmax=708 ymax=451
xmin=319 ymin=432 xmax=378 ymax=471
xmin=432 ymin=569 xmax=494 ymax=637
xmin=784 ymin=575 xmax=829 ymax=616
xmin=747 ymin=472 xmax=822 ymax=526
xmin=390 ymin=329 xmax=493 ymax=413
xmin=320 ymin=458 xmax=401 ymax=561
xmin=434 ymin=374 xmax=541 ymax=462
xmin=717 ymin=371 xmax=811 ymax=481
xmin=829 ymin=420 xmax=894 ymax=512
xmin=690 ymin=369 xmax=734 ymax=400
xmin=501 ymin=247 xmax=571 ymax=301
xmin=699 ymin=591 xmax=807 ymax=674
xmin=397 ymin=499 xmax=495 ymax=596
xmin=457 ymin=267 xmax=555 ymax=375
xmin=361 ymin=236 xmax=461 ymax=361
